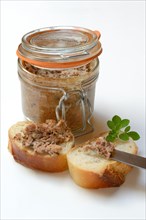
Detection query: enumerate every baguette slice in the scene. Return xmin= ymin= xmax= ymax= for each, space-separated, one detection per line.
xmin=67 ymin=135 xmax=138 ymax=188
xmin=8 ymin=120 xmax=74 ymax=172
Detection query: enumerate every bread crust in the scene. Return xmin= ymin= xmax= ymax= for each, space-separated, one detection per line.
xmin=67 ymin=138 xmax=137 ymax=189
xmin=8 ymin=121 xmax=74 ymax=172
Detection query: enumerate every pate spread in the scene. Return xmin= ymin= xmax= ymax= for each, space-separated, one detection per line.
xmin=14 ymin=120 xmax=73 ymax=155
xmin=80 ymin=137 xmax=115 ymax=159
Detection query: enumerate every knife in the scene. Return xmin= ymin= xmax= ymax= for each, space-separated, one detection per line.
xmin=111 ymin=149 xmax=146 ymax=169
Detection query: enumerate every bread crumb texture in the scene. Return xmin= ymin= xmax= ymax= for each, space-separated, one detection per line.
xmin=67 ymin=136 xmax=138 ymax=188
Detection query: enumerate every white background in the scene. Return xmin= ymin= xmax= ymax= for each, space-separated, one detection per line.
xmin=1 ymin=1 xmax=145 ymax=220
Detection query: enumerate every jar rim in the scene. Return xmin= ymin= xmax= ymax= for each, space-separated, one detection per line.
xmin=17 ymin=26 xmax=102 ymax=68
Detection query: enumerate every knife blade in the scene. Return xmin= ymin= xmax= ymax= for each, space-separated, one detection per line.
xmin=111 ymin=149 xmax=146 ymax=169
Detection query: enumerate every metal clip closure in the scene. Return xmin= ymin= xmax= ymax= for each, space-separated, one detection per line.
xmin=56 ymin=89 xmax=94 ymax=137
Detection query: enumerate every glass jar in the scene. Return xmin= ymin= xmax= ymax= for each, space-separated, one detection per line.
xmin=17 ymin=26 xmax=102 ymax=136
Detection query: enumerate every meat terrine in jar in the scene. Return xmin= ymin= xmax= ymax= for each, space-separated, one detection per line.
xmin=17 ymin=26 xmax=102 ymax=136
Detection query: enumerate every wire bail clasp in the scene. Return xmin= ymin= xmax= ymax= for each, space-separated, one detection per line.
xmin=56 ymin=89 xmax=94 ymax=137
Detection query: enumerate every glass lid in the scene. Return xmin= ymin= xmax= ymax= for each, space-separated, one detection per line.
xmin=17 ymin=26 xmax=102 ymax=68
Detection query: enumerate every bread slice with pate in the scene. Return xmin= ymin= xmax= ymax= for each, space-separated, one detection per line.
xmin=8 ymin=120 xmax=74 ymax=172
xmin=67 ymin=134 xmax=138 ymax=188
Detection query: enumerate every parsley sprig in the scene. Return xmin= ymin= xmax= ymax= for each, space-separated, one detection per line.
xmin=106 ymin=115 xmax=140 ymax=142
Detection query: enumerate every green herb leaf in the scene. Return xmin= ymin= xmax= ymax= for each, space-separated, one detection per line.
xmin=106 ymin=134 xmax=116 ymax=142
xmin=127 ymin=131 xmax=140 ymax=140
xmin=112 ymin=115 xmax=121 ymax=125
xmin=106 ymin=115 xmax=140 ymax=142
xmin=106 ymin=131 xmax=117 ymax=142
xmin=107 ymin=120 xmax=115 ymax=130
xmin=119 ymin=133 xmax=129 ymax=141
xmin=120 ymin=119 xmax=130 ymax=128
xmin=124 ymin=126 xmax=131 ymax=132
xmin=115 ymin=123 xmax=122 ymax=130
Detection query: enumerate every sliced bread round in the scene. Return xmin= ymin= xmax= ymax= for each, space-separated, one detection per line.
xmin=8 ymin=120 xmax=74 ymax=172
xmin=67 ymin=136 xmax=138 ymax=188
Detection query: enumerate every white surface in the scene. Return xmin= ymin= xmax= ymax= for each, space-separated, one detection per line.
xmin=1 ymin=1 xmax=145 ymax=220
